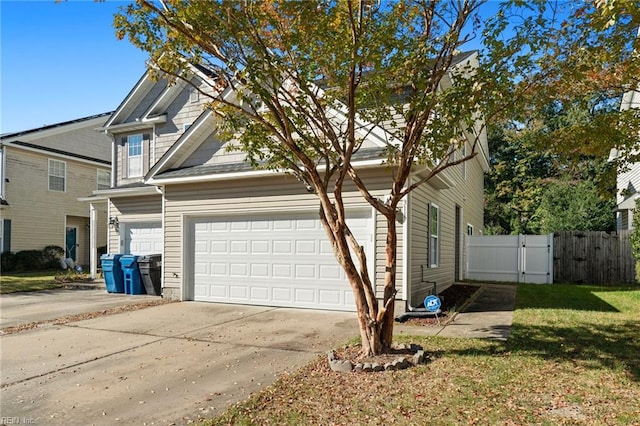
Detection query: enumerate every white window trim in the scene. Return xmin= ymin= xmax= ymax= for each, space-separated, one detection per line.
xmin=429 ymin=203 xmax=440 ymax=268
xmin=48 ymin=159 xmax=66 ymax=192
xmin=127 ymin=134 xmax=143 ymax=178
xmin=467 ymin=223 xmax=474 ymax=236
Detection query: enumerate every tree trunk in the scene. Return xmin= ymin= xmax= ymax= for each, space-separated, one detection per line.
xmin=378 ymin=214 xmax=397 ymax=351
xmin=345 ymin=211 xmax=398 ymax=357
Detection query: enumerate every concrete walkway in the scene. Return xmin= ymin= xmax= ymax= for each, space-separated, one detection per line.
xmin=394 ymin=283 xmax=517 ymax=340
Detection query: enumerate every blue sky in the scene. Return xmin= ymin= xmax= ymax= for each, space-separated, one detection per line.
xmin=0 ymin=1 xmax=148 ymax=134
xmin=0 ymin=1 xmax=504 ymax=135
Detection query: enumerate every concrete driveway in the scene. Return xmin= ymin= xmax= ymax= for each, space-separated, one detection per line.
xmin=0 ymin=288 xmax=159 ymax=328
xmin=0 ymin=300 xmax=358 ymax=425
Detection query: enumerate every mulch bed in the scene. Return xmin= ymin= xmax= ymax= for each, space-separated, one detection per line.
xmin=398 ymin=284 xmax=481 ymax=326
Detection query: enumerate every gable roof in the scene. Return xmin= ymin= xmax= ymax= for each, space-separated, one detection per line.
xmin=122 ymin=51 xmax=483 ymax=185
xmin=1 ymin=112 xmax=112 ymax=141
xmin=1 ymin=112 xmax=113 ymax=165
xmin=5 ymin=140 xmax=110 ymax=165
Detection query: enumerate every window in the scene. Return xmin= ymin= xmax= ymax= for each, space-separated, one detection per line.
xmin=467 ymin=224 xmax=474 ymax=236
xmin=127 ymin=134 xmax=143 ymax=177
xmin=48 ymin=159 xmax=66 ymax=191
xmin=429 ymin=203 xmax=440 ymax=267
xmin=97 ymin=169 xmax=111 ymax=190
xmin=189 ymin=87 xmax=199 ymax=103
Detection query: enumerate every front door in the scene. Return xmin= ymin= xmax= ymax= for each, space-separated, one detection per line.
xmin=66 ymin=227 xmax=77 ymax=261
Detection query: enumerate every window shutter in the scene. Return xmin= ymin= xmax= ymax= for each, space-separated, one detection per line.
xmin=2 ymin=219 xmax=11 ymax=253
xmin=143 ymin=133 xmax=151 ymax=175
xmin=120 ymin=137 xmax=128 ymax=179
xmin=426 ymin=204 xmax=431 ymax=268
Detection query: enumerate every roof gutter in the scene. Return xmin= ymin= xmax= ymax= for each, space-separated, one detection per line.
xmin=146 ymin=159 xmax=385 ymax=186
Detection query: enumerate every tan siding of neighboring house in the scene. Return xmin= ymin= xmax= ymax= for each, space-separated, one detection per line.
xmin=162 ymin=171 xmax=404 ymax=301
xmin=20 ymin=126 xmax=111 ymax=161
xmin=2 ymin=147 xmax=109 ymax=265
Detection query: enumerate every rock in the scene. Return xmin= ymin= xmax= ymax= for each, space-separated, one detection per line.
xmin=329 ymin=359 xmax=353 ymax=373
xmin=393 ymin=357 xmax=410 ymax=370
xmin=412 ymin=350 xmax=425 ymax=365
xmin=372 ymin=363 xmax=384 ymax=372
xmin=354 ymin=363 xmax=364 ymax=372
xmin=384 ymin=362 xmax=396 ymax=371
xmin=410 ymin=344 xmax=424 ymax=352
xmin=327 ymin=350 xmax=336 ymax=362
xmin=363 ymin=363 xmax=373 ymax=372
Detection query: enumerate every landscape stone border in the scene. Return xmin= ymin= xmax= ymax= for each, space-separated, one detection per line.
xmin=328 ymin=343 xmax=428 ymax=373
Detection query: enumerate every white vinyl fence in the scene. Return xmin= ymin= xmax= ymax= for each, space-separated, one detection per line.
xmin=465 ymin=234 xmax=553 ymax=284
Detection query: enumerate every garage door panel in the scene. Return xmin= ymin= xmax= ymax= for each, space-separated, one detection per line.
xmin=125 ymin=223 xmax=162 ymax=255
xmin=191 ymin=211 xmax=373 ymax=311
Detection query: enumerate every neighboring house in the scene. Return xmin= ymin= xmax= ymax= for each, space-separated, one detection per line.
xmin=612 ymin=88 xmax=640 ymax=230
xmin=0 ymin=113 xmax=112 ymax=267
xmin=90 ymin=52 xmax=488 ymax=312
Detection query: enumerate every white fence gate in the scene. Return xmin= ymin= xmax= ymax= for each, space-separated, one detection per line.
xmin=465 ymin=234 xmax=553 ymax=284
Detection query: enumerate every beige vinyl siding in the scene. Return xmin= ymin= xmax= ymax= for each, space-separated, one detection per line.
xmin=154 ymin=77 xmax=217 ymax=158
xmin=2 ymin=148 xmax=109 ymax=261
xmin=124 ymin=79 xmax=169 ymax=123
xmin=107 ymin=195 xmax=162 ymax=253
xmin=15 ymin=125 xmax=111 ymax=162
xmin=408 ymin=144 xmax=485 ymax=308
xmin=163 ymin=171 xmax=403 ymax=300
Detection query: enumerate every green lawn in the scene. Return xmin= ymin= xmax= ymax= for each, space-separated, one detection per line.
xmin=0 ymin=270 xmax=63 ymax=294
xmin=205 ymin=284 xmax=640 ymax=425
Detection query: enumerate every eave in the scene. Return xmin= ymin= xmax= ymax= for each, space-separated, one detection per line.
xmin=97 ymin=114 xmax=167 ymax=134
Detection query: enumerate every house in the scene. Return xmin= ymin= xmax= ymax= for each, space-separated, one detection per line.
xmin=89 ymin=52 xmax=488 ymax=312
xmin=0 ymin=113 xmax=112 ymax=268
xmin=612 ymin=88 xmax=640 ymax=230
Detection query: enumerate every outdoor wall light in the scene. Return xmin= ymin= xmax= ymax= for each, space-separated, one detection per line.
xmin=108 ymin=216 xmax=120 ymax=233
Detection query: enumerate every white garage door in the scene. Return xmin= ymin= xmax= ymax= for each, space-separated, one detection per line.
xmin=124 ymin=223 xmax=163 ymax=255
xmin=191 ymin=211 xmax=373 ymax=311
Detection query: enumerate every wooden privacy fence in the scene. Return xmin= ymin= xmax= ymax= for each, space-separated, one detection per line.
xmin=553 ymin=231 xmax=635 ymax=285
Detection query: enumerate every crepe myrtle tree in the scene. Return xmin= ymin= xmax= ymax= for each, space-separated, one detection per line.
xmin=115 ymin=0 xmax=639 ymax=356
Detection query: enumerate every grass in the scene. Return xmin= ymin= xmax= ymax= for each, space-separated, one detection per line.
xmin=204 ymin=284 xmax=640 ymax=425
xmin=0 ymin=270 xmax=64 ymax=293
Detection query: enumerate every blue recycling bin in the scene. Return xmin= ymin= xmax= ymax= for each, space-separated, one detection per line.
xmin=120 ymin=255 xmax=146 ymax=295
xmin=101 ymin=254 xmax=124 ymax=293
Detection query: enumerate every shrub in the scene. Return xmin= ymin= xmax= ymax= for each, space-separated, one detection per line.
xmin=1 ymin=251 xmax=17 ymax=272
xmin=13 ymin=250 xmax=46 ymax=272
xmin=42 ymin=245 xmax=65 ymax=269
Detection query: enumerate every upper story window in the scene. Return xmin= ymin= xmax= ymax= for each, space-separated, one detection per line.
xmin=97 ymin=169 xmax=111 ymax=190
xmin=48 ymin=159 xmax=66 ymax=192
xmin=127 ymin=134 xmax=143 ymax=177
xmin=189 ymin=87 xmax=199 ymax=103
xmin=429 ymin=203 xmax=440 ymax=267
xmin=467 ymin=223 xmax=474 ymax=236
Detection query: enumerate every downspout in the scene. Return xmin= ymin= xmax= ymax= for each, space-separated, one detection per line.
xmin=155 ymin=185 xmax=165 ymax=298
xmin=0 ymin=145 xmax=5 ymax=200
xmin=107 ymin=132 xmax=117 ymax=188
